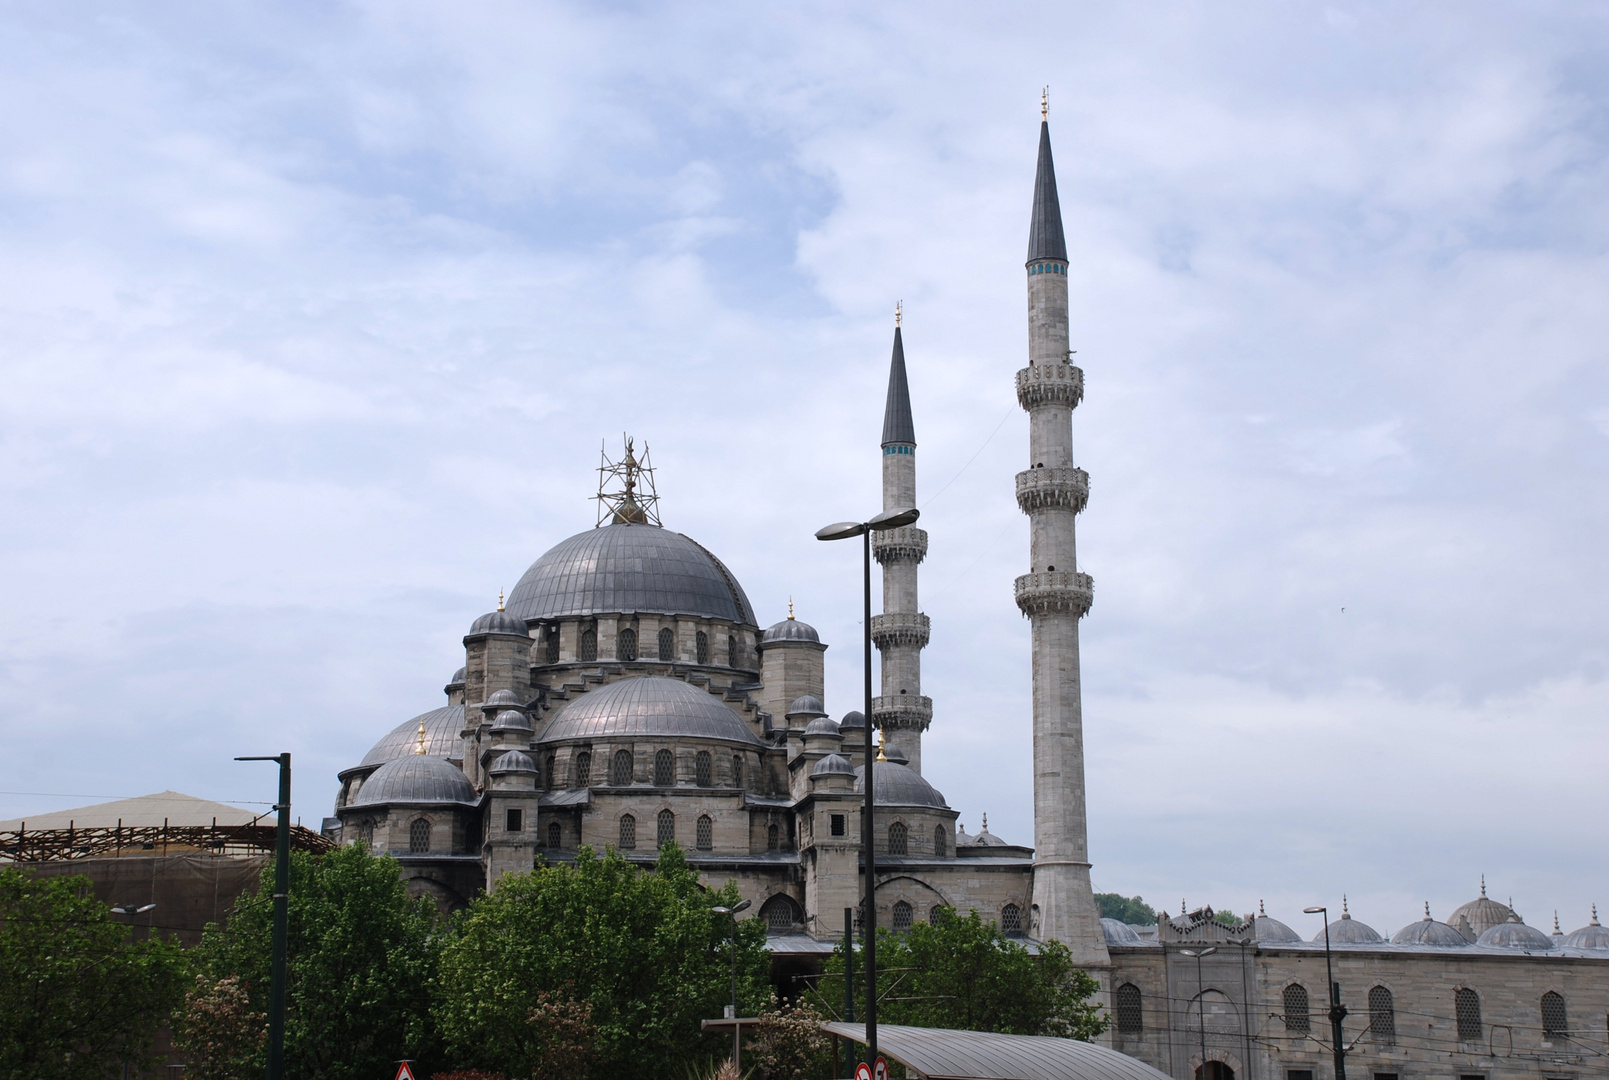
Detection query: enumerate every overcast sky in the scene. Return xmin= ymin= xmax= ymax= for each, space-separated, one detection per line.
xmin=2 ymin=2 xmax=1605 ymax=937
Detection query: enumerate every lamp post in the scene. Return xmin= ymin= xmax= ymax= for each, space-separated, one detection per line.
xmin=711 ymin=899 xmax=752 ymax=1067
xmin=1180 ymin=946 xmax=1217 ymax=1079
xmin=238 ymin=753 xmax=291 ymax=1080
xmin=1304 ymin=905 xmax=1347 ymax=1080
xmin=816 ymin=505 xmax=920 ymax=1070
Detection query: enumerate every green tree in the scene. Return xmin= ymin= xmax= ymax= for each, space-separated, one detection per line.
xmin=818 ymin=907 xmax=1107 ymax=1040
xmin=1095 ymin=892 xmax=1157 ymax=926
xmin=434 ymin=843 xmax=770 ymax=1080
xmin=0 ymin=867 xmax=189 ymax=1080
xmin=191 ymin=842 xmax=441 ymax=1080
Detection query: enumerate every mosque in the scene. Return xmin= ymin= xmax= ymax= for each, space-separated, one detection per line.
xmin=324 ymin=108 xmax=1609 ymax=1080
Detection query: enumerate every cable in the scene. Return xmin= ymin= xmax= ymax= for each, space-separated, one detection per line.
xmin=920 ymin=405 xmax=1016 ymax=510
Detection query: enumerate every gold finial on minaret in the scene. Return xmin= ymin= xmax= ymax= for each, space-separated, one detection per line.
xmin=497 ymin=588 xmax=505 ymax=612
xmin=876 ymin=732 xmax=887 ymax=762
xmin=895 ymin=300 xmax=902 ymax=327
xmin=1041 ymin=86 xmax=1049 ymax=120
xmin=414 ymin=718 xmax=427 ymax=755
xmin=787 ymin=597 xmax=795 ymax=620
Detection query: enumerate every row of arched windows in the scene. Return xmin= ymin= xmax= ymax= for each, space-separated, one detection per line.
xmin=538 ymin=626 xmax=747 ymax=667
xmin=886 ymin=822 xmax=949 ymax=856
xmin=570 ymin=749 xmax=741 ymax=789
xmin=614 ymin=811 xmax=720 ymax=852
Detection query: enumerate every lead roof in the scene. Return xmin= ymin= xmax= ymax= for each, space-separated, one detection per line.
xmin=881 ymin=326 xmax=916 ymax=447
xmin=1027 ymin=120 xmax=1068 ymax=263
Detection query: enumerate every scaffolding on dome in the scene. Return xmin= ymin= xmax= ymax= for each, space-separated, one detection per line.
xmin=1 ymin=821 xmax=334 ymax=863
xmin=594 ymin=434 xmax=662 ymax=527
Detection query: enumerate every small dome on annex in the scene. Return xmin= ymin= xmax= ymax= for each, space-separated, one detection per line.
xmin=1102 ymin=918 xmax=1144 ymax=945
xmin=1253 ymin=906 xmax=1303 ymax=944
xmin=360 ymin=703 xmax=464 ymax=766
xmin=803 ymin=715 xmax=840 ymax=736
xmin=537 ymin=675 xmax=763 ymax=747
xmin=1314 ymin=901 xmax=1382 ymax=945
xmin=1392 ymin=906 xmax=1469 ymax=947
xmin=353 ymin=755 xmax=477 ymax=806
xmin=469 ymin=608 xmax=530 ymax=637
xmin=1478 ymin=917 xmax=1555 ymax=951
xmin=1450 ymin=880 xmax=1515 ymax=938
xmin=488 ymin=750 xmax=537 ymax=776
xmin=505 ymin=522 xmax=756 ymax=626
xmin=838 ymin=710 xmax=867 ymax=731
xmin=762 ymin=611 xmax=820 ymax=644
xmin=787 ymin=694 xmax=827 ymax=719
xmin=811 ymin=753 xmax=855 ymax=777
xmin=854 ymin=760 xmax=947 ymax=808
xmin=1562 ymin=909 xmax=1609 ymax=950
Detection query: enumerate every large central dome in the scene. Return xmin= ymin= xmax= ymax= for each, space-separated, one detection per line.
xmin=505 ymin=523 xmax=756 ymax=625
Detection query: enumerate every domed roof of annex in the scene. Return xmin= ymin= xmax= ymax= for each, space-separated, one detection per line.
xmin=505 ymin=523 xmax=756 ymax=626
xmin=360 ymin=704 xmax=465 ymax=767
xmin=1102 ymin=918 xmax=1144 ymax=945
xmin=762 ymin=614 xmax=820 ymax=644
xmin=1477 ymin=917 xmax=1554 ymax=951
xmin=1392 ymin=906 xmax=1469 ymax=947
xmin=854 ymin=760 xmax=947 ymax=809
xmin=1563 ymin=909 xmax=1609 ymax=950
xmin=1253 ymin=912 xmax=1303 ymax=944
xmin=1450 ymin=881 xmax=1515 ymax=938
xmin=470 ymin=608 xmax=530 ymax=637
xmin=803 ymin=715 xmax=840 ymax=736
xmin=1314 ymin=902 xmax=1382 ymax=945
xmin=537 ymin=676 xmax=763 ymax=747
xmin=812 ymin=753 xmax=855 ymax=777
xmin=352 ymin=755 xmax=476 ymax=806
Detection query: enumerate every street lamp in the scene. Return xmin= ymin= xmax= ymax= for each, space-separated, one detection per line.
xmin=711 ymin=899 xmax=752 ymax=1067
xmin=1304 ymin=905 xmax=1347 ymax=1080
xmin=109 ymin=904 xmax=157 ymax=915
xmin=1179 ymin=946 xmax=1217 ymax=1079
xmin=816 ymin=504 xmax=920 ymax=1071
xmin=238 ymin=753 xmax=292 ymax=1080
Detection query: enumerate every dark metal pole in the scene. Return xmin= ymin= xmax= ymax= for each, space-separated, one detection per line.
xmin=1197 ymin=950 xmax=1208 ymax=1078
xmin=729 ymin=929 xmax=739 ymax=1066
xmin=862 ymin=526 xmax=877 ymax=1069
xmin=1322 ymin=918 xmax=1346 ymax=1080
xmin=238 ymin=753 xmax=291 ymax=1080
xmin=843 ymin=907 xmax=855 ymax=1023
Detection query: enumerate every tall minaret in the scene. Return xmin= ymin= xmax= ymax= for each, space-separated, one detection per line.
xmin=1018 ymin=100 xmax=1109 ymax=965
xmin=871 ymin=308 xmax=932 ymax=772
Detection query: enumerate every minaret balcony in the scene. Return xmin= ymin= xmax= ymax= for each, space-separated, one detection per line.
xmin=872 ymin=525 xmax=928 ymax=565
xmin=870 ymin=612 xmax=930 ymax=650
xmin=1015 ymin=467 xmax=1089 ymax=514
xmin=1015 ymin=363 xmax=1084 ymax=411
xmin=1013 ymin=570 xmax=1094 ymax=618
xmin=872 ymin=694 xmax=933 ymax=732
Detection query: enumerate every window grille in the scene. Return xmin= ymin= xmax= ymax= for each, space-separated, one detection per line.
xmin=656 ymin=809 xmax=675 ymax=848
xmin=506 ymin=808 xmax=523 ymax=832
xmin=696 ymin=631 xmax=709 ymax=665
xmin=612 ymin=749 xmax=633 ymax=786
xmin=929 ymin=905 xmax=945 ymax=926
xmin=934 ymin=826 xmax=947 ymax=856
xmin=574 ymin=752 xmax=591 ymax=787
xmin=356 ymin=820 xmax=374 ymax=846
xmin=762 ymin=896 xmax=799 ymax=934
xmin=658 ymin=627 xmax=675 ymax=661
xmin=1001 ymin=904 xmax=1023 ymax=934
xmin=618 ymin=627 xmax=637 ymax=661
xmin=888 ymin=821 xmax=907 ymax=855
xmin=654 ymin=749 xmax=674 ymax=786
xmin=1541 ymin=991 xmax=1568 ymax=1038
xmin=580 ymin=627 xmax=597 ymax=662
xmin=409 ymin=818 xmax=431 ymax=854
xmin=547 ymin=821 xmax=561 ymax=848
xmin=1368 ymin=986 xmax=1395 ymax=1042
xmin=1116 ymin=983 xmax=1144 ymax=1034
xmin=695 ymin=751 xmax=712 ymax=787
xmin=892 ymin=901 xmax=913 ymax=932
xmin=767 ymin=823 xmax=779 ymax=851
xmin=1455 ymin=988 xmax=1482 ymax=1041
xmin=696 ymin=815 xmax=713 ymax=851
xmin=830 ymin=814 xmax=845 ymax=837
xmin=545 ymin=629 xmax=560 ymax=664
xmin=1283 ymin=984 xmax=1310 ymax=1033
xmin=732 ymin=756 xmax=744 ymax=787
xmin=618 ymin=814 xmax=636 ymax=849
xmin=727 ymin=635 xmax=738 ymax=667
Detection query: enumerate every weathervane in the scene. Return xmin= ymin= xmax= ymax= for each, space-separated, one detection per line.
xmin=594 ymin=434 xmax=662 ymax=527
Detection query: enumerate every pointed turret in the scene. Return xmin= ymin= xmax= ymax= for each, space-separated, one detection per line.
xmin=1027 ymin=120 xmax=1067 ymax=264
xmin=881 ymin=325 xmax=916 ymax=448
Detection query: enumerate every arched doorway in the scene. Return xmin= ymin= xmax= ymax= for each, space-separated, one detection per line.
xmin=1195 ymin=1063 xmax=1235 ymax=1080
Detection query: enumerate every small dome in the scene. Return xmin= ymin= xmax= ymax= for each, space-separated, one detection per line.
xmin=490 ymin=709 xmax=533 ymax=732
xmin=786 ymin=695 xmax=827 ymax=719
xmin=1102 ymin=918 xmax=1143 ymax=945
xmin=811 ymin=753 xmax=855 ymax=777
xmin=1450 ymin=883 xmax=1515 ymax=939
xmin=485 ymin=688 xmax=524 ymax=708
xmin=470 ymin=609 xmax=530 ymax=637
xmin=803 ymin=716 xmax=841 ymax=736
xmin=1254 ymin=915 xmax=1303 ymax=944
xmin=763 ymin=617 xmax=820 ymax=644
xmin=447 ymin=667 xmax=466 ymax=687
xmin=883 ymin=745 xmax=910 ymax=765
xmin=970 ymin=813 xmax=1006 ymax=846
xmin=1562 ymin=909 xmax=1609 ymax=950
xmin=1315 ymin=908 xmax=1382 ymax=945
xmin=361 ymin=705 xmax=464 ymax=766
xmin=538 ymin=676 xmax=763 ymax=746
xmin=853 ymin=761 xmax=947 ymax=808
xmin=1477 ymin=918 xmax=1554 ymax=951
xmin=838 ymin=710 xmax=867 ymax=730
xmin=1392 ymin=907 xmax=1469 ymax=947
xmin=352 ymin=756 xmax=476 ymax=806
xmin=488 ymin=750 xmax=537 ymax=775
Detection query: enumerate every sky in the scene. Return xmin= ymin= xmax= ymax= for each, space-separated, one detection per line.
xmin=1 ymin=1 xmax=1606 ymax=937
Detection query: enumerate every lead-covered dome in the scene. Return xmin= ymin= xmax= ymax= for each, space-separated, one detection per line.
xmin=854 ymin=761 xmax=947 ymax=808
xmin=353 ymin=756 xmax=476 ymax=806
xmin=1392 ymin=908 xmax=1468 ymax=947
xmin=469 ymin=609 xmax=530 ymax=637
xmin=1563 ymin=910 xmax=1609 ymax=950
xmin=361 ymin=704 xmax=465 ymax=766
xmin=1254 ymin=915 xmax=1303 ymax=944
xmin=1315 ymin=912 xmax=1382 ymax=945
xmin=1450 ymin=886 xmax=1514 ymax=939
xmin=537 ymin=676 xmax=763 ymax=746
xmin=506 ymin=523 xmax=756 ymax=625
xmin=1102 ymin=918 xmax=1143 ymax=945
xmin=1477 ymin=918 xmax=1554 ymax=951
xmin=762 ymin=617 xmax=820 ymax=644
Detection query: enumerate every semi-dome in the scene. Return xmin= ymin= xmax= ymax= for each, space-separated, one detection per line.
xmin=1102 ymin=918 xmax=1143 ymax=945
xmin=537 ymin=676 xmax=763 ymax=746
xmin=1477 ymin=918 xmax=1553 ymax=951
xmin=488 ymin=750 xmax=537 ymax=775
xmin=1315 ymin=906 xmax=1382 ymax=945
xmin=1392 ymin=906 xmax=1469 ymax=947
xmin=1450 ymin=883 xmax=1515 ymax=939
xmin=811 ymin=753 xmax=855 ymax=777
xmin=1254 ymin=915 xmax=1303 ymax=944
xmin=1562 ymin=909 xmax=1609 ymax=950
xmin=352 ymin=755 xmax=476 ymax=806
xmin=469 ymin=609 xmax=530 ymax=637
xmin=505 ymin=523 xmax=756 ymax=626
xmin=360 ymin=704 xmax=465 ymax=766
xmin=854 ymin=761 xmax=947 ymax=808
xmin=803 ymin=716 xmax=840 ymax=736
xmin=763 ymin=617 xmax=820 ymax=644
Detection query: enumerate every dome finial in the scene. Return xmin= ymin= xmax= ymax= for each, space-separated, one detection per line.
xmin=1481 ymin=873 xmax=1487 ymax=897
xmin=788 ymin=597 xmax=795 ymax=620
xmin=497 ymin=587 xmax=505 ymax=612
xmin=1342 ymin=895 xmax=1350 ymax=918
xmin=595 ymin=434 xmax=662 ymax=527
xmin=876 ymin=732 xmax=888 ymax=762
xmin=981 ymin=812 xmax=988 ymax=831
xmin=1041 ymin=85 xmax=1048 ymax=121
xmin=1260 ymin=899 xmax=1267 ymax=917
xmin=895 ymin=300 xmax=902 ymax=328
xmin=1554 ymin=911 xmax=1562 ymax=933
xmin=1592 ymin=903 xmax=1600 ymax=926
xmin=1424 ymin=901 xmax=1432 ymax=920
xmin=414 ymin=718 xmax=428 ymax=755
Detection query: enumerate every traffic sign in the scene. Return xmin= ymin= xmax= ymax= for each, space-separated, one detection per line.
xmin=874 ymin=1055 xmax=890 ymax=1080
xmin=854 ymin=1062 xmax=872 ymax=1080
xmin=394 ymin=1063 xmax=416 ymax=1080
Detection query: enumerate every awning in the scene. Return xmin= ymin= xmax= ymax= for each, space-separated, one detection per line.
xmin=821 ymin=1022 xmax=1174 ymax=1080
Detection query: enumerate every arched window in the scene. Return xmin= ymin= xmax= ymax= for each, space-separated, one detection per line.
xmin=618 ymin=814 xmax=636 ymax=850
xmin=892 ymin=900 xmax=913 ymax=932
xmin=888 ymin=821 xmax=907 ymax=855
xmin=1001 ymin=903 xmax=1023 ymax=935
xmin=1455 ymin=988 xmax=1482 ymax=1041
xmin=696 ymin=815 xmax=713 ymax=851
xmin=929 ymin=905 xmax=947 ymax=925
xmin=732 ymin=756 xmax=744 ymax=788
xmin=1283 ymin=984 xmax=1310 ymax=1033
xmin=695 ymin=631 xmax=709 ymax=665
xmin=1368 ymin=986 xmax=1395 ymax=1043
xmin=579 ymin=627 xmax=597 ymax=662
xmin=1116 ymin=983 xmax=1144 ymax=1034
xmin=654 ymin=749 xmax=675 ymax=786
xmin=618 ymin=627 xmax=637 ymax=661
xmin=727 ymin=634 xmax=738 ymax=667
xmin=656 ymin=809 xmax=675 ymax=848
xmin=761 ymin=894 xmax=802 ymax=935
xmin=767 ymin=823 xmax=780 ymax=851
xmin=612 ymin=749 xmax=633 ymax=786
xmin=545 ymin=628 xmax=560 ymax=664
xmin=408 ymin=818 xmax=431 ymax=854
xmin=573 ymin=751 xmax=591 ymax=787
xmin=547 ymin=821 xmax=561 ymax=849
xmin=356 ymin=820 xmax=374 ymax=846
xmin=933 ymin=825 xmax=948 ymax=857
xmin=1541 ymin=991 xmax=1568 ymax=1039
xmin=658 ymin=627 xmax=675 ymax=661
xmin=695 ymin=751 xmax=712 ymax=787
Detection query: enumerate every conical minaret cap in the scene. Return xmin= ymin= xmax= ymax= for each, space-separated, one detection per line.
xmin=1026 ymin=120 xmax=1068 ymax=263
xmin=880 ymin=325 xmax=916 ymax=447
